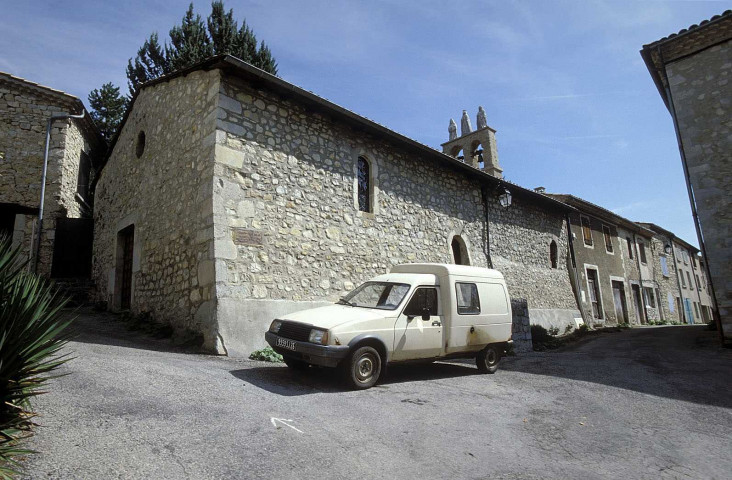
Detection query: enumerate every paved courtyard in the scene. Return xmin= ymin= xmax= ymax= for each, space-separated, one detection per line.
xmin=22 ymin=311 xmax=732 ymax=479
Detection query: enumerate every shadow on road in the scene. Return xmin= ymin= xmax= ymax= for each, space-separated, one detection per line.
xmin=67 ymin=309 xmax=198 ymax=354
xmin=501 ymin=325 xmax=732 ymax=409
xmin=230 ymin=361 xmax=479 ymax=395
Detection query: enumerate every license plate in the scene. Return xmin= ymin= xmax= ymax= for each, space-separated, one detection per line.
xmin=276 ymin=338 xmax=296 ymax=351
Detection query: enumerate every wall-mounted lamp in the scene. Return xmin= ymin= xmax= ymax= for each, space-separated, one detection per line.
xmin=498 ymin=188 xmax=512 ymax=208
xmin=664 ymin=244 xmax=672 ymax=254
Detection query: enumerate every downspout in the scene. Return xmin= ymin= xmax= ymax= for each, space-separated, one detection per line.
xmin=480 ymin=184 xmax=493 ymax=269
xmin=34 ymin=111 xmax=85 ymax=274
xmin=565 ymin=213 xmax=584 ymax=322
xmin=657 ymin=45 xmax=723 ymax=342
xmin=633 ymin=232 xmax=649 ymax=324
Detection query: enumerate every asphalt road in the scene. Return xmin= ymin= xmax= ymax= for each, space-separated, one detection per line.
xmin=21 ymin=311 xmax=732 ymax=479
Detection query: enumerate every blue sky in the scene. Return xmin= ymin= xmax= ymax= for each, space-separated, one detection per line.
xmin=1 ymin=0 xmax=725 ymax=246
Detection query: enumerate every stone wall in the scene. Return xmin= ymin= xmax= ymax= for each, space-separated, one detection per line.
xmin=646 ymin=232 xmax=683 ymax=322
xmin=489 ymin=196 xmax=579 ymax=334
xmin=666 ymin=39 xmax=731 ymax=337
xmin=92 ymin=69 xmax=222 ymax=349
xmin=0 ymin=77 xmax=92 ymax=275
xmin=210 ymin=73 xmax=579 ymax=355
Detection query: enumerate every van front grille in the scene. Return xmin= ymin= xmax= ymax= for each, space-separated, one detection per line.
xmin=278 ymin=322 xmax=312 ymax=342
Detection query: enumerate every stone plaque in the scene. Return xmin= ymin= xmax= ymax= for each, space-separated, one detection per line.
xmin=232 ymin=228 xmax=264 ymax=246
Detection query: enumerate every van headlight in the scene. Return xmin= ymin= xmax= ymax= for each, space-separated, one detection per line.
xmin=269 ymin=320 xmax=283 ymax=333
xmin=308 ymin=328 xmax=328 ymax=345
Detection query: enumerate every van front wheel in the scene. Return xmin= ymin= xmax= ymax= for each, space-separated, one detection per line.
xmin=344 ymin=346 xmax=382 ymax=389
xmin=476 ymin=345 xmax=501 ymax=374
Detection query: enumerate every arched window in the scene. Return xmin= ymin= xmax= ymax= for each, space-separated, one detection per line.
xmin=550 ymin=240 xmax=558 ymax=269
xmin=451 ymin=236 xmax=470 ymax=266
xmin=357 ymin=156 xmax=370 ymax=212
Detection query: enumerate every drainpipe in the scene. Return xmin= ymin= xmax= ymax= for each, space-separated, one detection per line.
xmin=657 ymin=46 xmax=723 ymax=342
xmin=480 ymin=184 xmax=493 ymax=269
xmin=633 ymin=232 xmax=649 ymax=324
xmin=33 ymin=111 xmax=85 ymax=274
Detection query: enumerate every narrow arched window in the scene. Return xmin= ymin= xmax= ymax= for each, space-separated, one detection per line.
xmin=357 ymin=156 xmax=370 ymax=212
xmin=550 ymin=240 xmax=558 ymax=269
xmin=451 ymin=236 xmax=470 ymax=265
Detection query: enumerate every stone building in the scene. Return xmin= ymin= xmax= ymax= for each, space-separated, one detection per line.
xmin=93 ymin=55 xmax=581 ymax=356
xmin=0 ymin=72 xmax=103 ymax=277
xmin=641 ymin=10 xmax=731 ymax=340
xmin=547 ymin=194 xmax=658 ymax=326
xmin=671 ymin=237 xmax=713 ymax=324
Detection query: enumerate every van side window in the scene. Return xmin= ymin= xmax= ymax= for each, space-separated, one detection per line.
xmin=403 ymin=288 xmax=439 ymax=317
xmin=456 ymin=283 xmax=480 ymax=315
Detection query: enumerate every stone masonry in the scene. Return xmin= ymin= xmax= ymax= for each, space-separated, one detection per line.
xmin=93 ymin=69 xmax=221 ymax=348
xmin=94 ymin=57 xmax=582 ymax=356
xmin=666 ymin=40 xmax=731 ymax=329
xmin=642 ymin=11 xmax=731 ymax=340
xmin=0 ymin=72 xmax=101 ymax=275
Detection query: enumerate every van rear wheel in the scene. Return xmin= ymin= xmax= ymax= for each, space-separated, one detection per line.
xmin=476 ymin=345 xmax=501 ymax=374
xmin=344 ymin=346 xmax=382 ymax=389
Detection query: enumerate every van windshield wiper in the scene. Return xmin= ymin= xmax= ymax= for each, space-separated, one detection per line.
xmin=337 ymin=298 xmax=355 ymax=306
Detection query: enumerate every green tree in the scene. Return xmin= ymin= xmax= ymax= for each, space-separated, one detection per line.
xmin=126 ymin=1 xmax=278 ymax=95
xmin=87 ymin=82 xmax=128 ymax=142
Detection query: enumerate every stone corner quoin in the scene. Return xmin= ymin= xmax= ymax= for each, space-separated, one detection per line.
xmin=92 ymin=66 xmax=582 ymax=356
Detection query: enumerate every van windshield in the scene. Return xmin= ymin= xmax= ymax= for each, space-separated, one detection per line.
xmin=337 ymin=282 xmax=410 ymax=310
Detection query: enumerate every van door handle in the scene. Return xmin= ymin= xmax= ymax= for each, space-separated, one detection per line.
xmin=432 ymin=321 xmax=441 ymax=326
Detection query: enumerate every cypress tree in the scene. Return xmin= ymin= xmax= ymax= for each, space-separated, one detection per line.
xmin=125 ymin=1 xmax=278 ymax=96
xmin=88 ymin=83 xmax=128 ymax=142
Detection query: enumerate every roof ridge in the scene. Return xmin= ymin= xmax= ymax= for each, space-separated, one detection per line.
xmin=0 ymin=71 xmax=81 ymax=103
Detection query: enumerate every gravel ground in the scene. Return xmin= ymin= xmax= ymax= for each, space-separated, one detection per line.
xmin=20 ymin=310 xmax=732 ymax=479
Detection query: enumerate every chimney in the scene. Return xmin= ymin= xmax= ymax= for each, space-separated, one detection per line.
xmin=534 ymin=187 xmax=546 ymax=194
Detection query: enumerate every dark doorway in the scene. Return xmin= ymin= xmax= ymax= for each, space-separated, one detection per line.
xmin=632 ymin=284 xmax=645 ymax=324
xmin=0 ymin=209 xmax=15 ymax=240
xmin=51 ymin=218 xmax=93 ymax=278
xmin=611 ymin=281 xmax=628 ymax=324
xmin=118 ymin=225 xmax=135 ymax=310
xmin=586 ymin=269 xmax=602 ymax=320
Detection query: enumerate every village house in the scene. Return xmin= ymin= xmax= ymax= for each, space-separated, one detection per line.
xmin=92 ymin=55 xmax=582 ymax=356
xmin=545 ymin=194 xmax=660 ymax=326
xmin=0 ymin=72 xmax=103 ymax=280
xmin=641 ymin=10 xmax=730 ymax=340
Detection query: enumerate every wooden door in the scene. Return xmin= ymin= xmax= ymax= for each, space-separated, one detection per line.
xmin=611 ymin=281 xmax=628 ymax=323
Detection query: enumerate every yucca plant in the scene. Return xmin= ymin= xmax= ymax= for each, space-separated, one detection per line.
xmin=0 ymin=236 xmax=72 ymax=478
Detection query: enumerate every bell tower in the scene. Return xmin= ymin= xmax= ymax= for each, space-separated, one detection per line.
xmin=441 ymin=106 xmax=502 ymax=178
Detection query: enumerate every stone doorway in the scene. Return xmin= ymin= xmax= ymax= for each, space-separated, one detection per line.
xmin=116 ymin=225 xmax=135 ymax=310
xmin=632 ymin=284 xmax=645 ymax=324
xmin=611 ymin=281 xmax=628 ymax=324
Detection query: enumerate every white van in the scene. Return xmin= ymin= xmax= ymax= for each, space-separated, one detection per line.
xmin=265 ymin=263 xmax=513 ymax=389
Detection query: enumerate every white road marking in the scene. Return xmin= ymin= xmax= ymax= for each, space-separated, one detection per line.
xmin=270 ymin=417 xmax=304 ymax=434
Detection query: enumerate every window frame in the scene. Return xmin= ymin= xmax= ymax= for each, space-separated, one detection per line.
xmin=353 ymin=154 xmax=379 ymax=215
xmin=580 ymin=216 xmax=593 ymax=247
xmin=660 ymin=255 xmax=669 ymax=277
xmin=455 ymin=282 xmax=481 ymax=315
xmin=638 ymin=242 xmax=647 ymax=264
xmin=549 ymin=240 xmax=558 ymax=269
xmin=643 ymin=287 xmax=656 ymax=308
xmin=602 ymin=225 xmax=614 ymax=254
xmin=403 ymin=287 xmax=440 ymax=318
xmin=626 ymin=237 xmax=633 ymax=259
